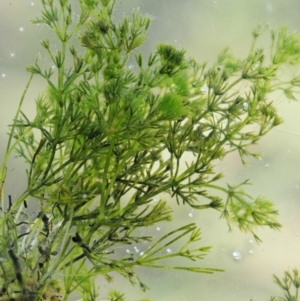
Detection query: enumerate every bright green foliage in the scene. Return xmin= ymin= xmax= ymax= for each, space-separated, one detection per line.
xmin=254 ymin=269 xmax=300 ymax=301
xmin=1 ymin=0 xmax=300 ymax=300
xmin=271 ymin=269 xmax=300 ymax=301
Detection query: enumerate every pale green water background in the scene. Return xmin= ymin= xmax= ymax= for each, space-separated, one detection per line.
xmin=1 ymin=1 xmax=300 ymax=300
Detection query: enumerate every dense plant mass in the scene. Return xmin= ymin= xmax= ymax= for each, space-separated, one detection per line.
xmin=0 ymin=0 xmax=300 ymax=300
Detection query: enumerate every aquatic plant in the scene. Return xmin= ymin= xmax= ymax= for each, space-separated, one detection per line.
xmin=270 ymin=269 xmax=300 ymax=301
xmin=0 ymin=0 xmax=300 ymax=300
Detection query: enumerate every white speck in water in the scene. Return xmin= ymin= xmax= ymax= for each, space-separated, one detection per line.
xmin=188 ymin=212 xmax=193 ymax=218
xmin=19 ymin=27 xmax=24 ymax=32
xmin=249 ymin=239 xmax=253 ymax=244
xmin=82 ymin=193 xmax=87 ymax=199
xmin=249 ymin=250 xmax=254 ymax=254
xmin=251 ymin=63 xmax=260 ymax=71
xmin=266 ymin=2 xmax=274 ymax=12
xmin=10 ymin=52 xmax=15 ymax=57
xmin=242 ymin=102 xmax=249 ymax=111
xmin=265 ymin=163 xmax=269 ymax=168
xmin=232 ymin=250 xmax=242 ymax=261
xmin=140 ymin=251 xmax=144 ymax=256
xmin=1 ymin=73 xmax=6 ymax=78
xmin=151 ymin=197 xmax=159 ymax=203
xmin=31 ymin=2 xmax=35 ymax=5
xmin=295 ymin=185 xmax=299 ymax=190
xmin=166 ymin=248 xmax=172 ymax=253
xmin=156 ymin=227 xmax=160 ymax=231
xmin=126 ymin=249 xmax=130 ymax=254
xmin=201 ymin=85 xmax=208 ymax=93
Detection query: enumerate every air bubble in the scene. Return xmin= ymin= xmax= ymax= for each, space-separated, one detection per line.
xmin=249 ymin=239 xmax=253 ymax=244
xmin=10 ymin=52 xmax=15 ymax=57
xmin=251 ymin=63 xmax=260 ymax=71
xmin=232 ymin=250 xmax=242 ymax=261
xmin=201 ymin=86 xmax=208 ymax=93
xmin=1 ymin=73 xmax=6 ymax=78
xmin=188 ymin=212 xmax=193 ymax=218
xmin=156 ymin=227 xmax=160 ymax=231
xmin=166 ymin=248 xmax=172 ymax=253
xmin=19 ymin=27 xmax=24 ymax=32
xmin=242 ymin=102 xmax=249 ymax=111
xmin=265 ymin=163 xmax=269 ymax=168
xmin=249 ymin=250 xmax=254 ymax=254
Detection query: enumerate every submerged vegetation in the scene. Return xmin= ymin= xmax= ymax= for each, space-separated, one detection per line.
xmin=0 ymin=0 xmax=300 ymax=300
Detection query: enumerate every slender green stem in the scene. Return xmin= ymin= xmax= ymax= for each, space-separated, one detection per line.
xmin=99 ymin=139 xmax=115 ymax=220
xmin=0 ymin=72 xmax=35 ymax=198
